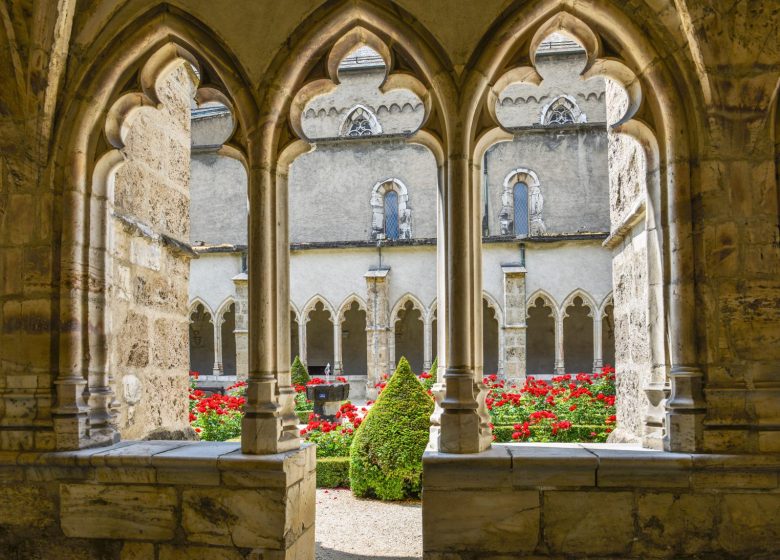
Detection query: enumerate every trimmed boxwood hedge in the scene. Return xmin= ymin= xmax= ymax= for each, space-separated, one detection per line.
xmin=350 ymin=356 xmax=434 ymax=500
xmin=317 ymin=457 xmax=350 ymax=488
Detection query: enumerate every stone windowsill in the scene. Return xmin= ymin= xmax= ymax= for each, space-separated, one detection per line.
xmin=424 ymin=442 xmax=780 ymax=490
xmin=0 ymin=440 xmax=315 ymax=485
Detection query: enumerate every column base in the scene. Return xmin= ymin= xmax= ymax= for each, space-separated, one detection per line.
xmin=439 ymin=411 xmax=492 ymax=454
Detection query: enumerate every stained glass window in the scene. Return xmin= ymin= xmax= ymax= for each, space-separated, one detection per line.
xmin=384 ymin=190 xmax=399 ymax=240
xmin=544 ymin=100 xmax=575 ymax=125
xmin=513 ymin=182 xmax=529 ymax=236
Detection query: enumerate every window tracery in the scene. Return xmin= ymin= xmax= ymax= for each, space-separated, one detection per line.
xmin=540 ymin=95 xmax=585 ymax=126
xmin=545 ymin=101 xmax=575 ymax=125
xmin=341 ymin=106 xmax=381 ymax=137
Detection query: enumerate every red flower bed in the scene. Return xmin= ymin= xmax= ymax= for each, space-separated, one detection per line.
xmin=300 ymin=402 xmax=367 ymax=457
xmin=487 ymin=366 xmax=617 ymax=443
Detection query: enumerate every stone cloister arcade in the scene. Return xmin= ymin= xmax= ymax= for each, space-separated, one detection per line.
xmin=0 ymin=1 xmax=778 ymax=559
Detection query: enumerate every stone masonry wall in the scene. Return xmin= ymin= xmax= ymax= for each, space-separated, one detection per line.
xmin=423 ymin=445 xmax=780 ymax=559
xmin=0 ymin=441 xmax=316 ymax=559
xmin=107 ymin=64 xmax=195 ymax=439
xmin=605 ymin=79 xmax=651 ymax=445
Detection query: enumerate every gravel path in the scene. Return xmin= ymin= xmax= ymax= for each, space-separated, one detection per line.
xmin=315 ymin=488 xmax=422 ymax=559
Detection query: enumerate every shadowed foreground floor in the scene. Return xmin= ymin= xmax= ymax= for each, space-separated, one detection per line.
xmin=315 ymin=488 xmax=422 ymax=559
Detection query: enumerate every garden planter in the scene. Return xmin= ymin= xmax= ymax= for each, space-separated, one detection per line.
xmin=306 ymin=382 xmax=350 ymax=420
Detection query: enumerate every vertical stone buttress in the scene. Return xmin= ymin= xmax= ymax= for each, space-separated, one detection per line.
xmin=501 ymin=265 xmax=527 ymax=380
xmin=232 ymin=273 xmax=248 ymax=379
xmin=364 ymin=269 xmax=390 ymax=399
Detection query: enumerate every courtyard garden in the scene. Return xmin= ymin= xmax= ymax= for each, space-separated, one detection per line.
xmin=189 ymin=358 xmax=617 ymax=499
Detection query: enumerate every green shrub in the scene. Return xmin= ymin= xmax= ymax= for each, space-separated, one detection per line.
xmin=350 ymin=356 xmax=434 ymax=500
xmin=317 ymin=457 xmax=351 ymax=488
xmin=291 ymin=356 xmax=310 ymax=386
xmin=296 ymin=410 xmax=312 ymax=424
xmin=420 ymin=357 xmax=437 ymax=391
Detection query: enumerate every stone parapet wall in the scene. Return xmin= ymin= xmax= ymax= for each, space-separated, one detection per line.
xmin=423 ymin=444 xmax=780 ymax=559
xmin=0 ymin=441 xmax=315 ymax=559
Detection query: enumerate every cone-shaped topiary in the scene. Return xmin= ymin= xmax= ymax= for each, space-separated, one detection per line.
xmin=350 ymin=356 xmax=434 ymax=500
xmin=291 ymin=356 xmax=310 ymax=386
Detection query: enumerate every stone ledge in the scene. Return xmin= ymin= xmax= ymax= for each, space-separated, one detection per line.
xmin=425 ymin=443 xmax=780 ymax=491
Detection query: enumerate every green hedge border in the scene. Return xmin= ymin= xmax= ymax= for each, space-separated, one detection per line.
xmin=492 ymin=424 xmax=609 ymax=443
xmin=317 ymin=457 xmax=350 ymax=488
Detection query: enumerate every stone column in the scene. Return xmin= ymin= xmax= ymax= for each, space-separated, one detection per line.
xmin=212 ymin=318 xmax=223 ymax=375
xmin=365 ymin=268 xmax=391 ymax=399
xmin=298 ymin=321 xmax=307 ymax=366
xmin=231 ymin=273 xmax=248 ymax=379
xmin=423 ymin=318 xmax=433 ymax=371
xmin=501 ymin=264 xmax=527 ymax=380
xmin=389 ymin=325 xmax=397 ymax=370
xmin=554 ymin=313 xmax=565 ymax=375
xmin=592 ymin=312 xmax=603 ymax=373
xmin=333 ymin=321 xmax=342 ymax=375
xmin=241 ymin=154 xmax=298 ymax=454
xmin=438 ymin=140 xmax=492 ymax=454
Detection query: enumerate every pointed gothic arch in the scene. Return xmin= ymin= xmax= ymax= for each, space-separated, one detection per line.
xmin=340 ymin=104 xmax=382 ymax=136
xmin=540 ymin=94 xmax=585 ymax=125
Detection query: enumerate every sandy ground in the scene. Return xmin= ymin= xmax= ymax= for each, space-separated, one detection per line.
xmin=315 ymin=488 xmax=422 ymax=560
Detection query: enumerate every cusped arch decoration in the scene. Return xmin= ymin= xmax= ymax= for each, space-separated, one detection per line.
xmin=215 ymin=297 xmax=237 ymax=326
xmin=391 ymin=293 xmax=427 ymax=324
xmin=340 ymin=104 xmax=382 ymax=137
xmin=290 ymin=303 xmax=302 ymax=326
xmin=52 ymin=7 xmax=256 ymax=448
xmin=560 ymin=289 xmax=598 ymax=319
xmin=289 ymin=25 xmax=434 ymax=144
xmin=482 ymin=291 xmax=504 ymax=327
xmin=301 ymin=295 xmax=337 ymax=322
xmin=598 ymin=292 xmax=615 ymax=320
xmin=470 ymin=5 xmax=708 ymax=451
xmin=526 ymin=289 xmax=560 ymax=321
xmin=189 ymin=297 xmax=215 ymax=323
xmin=337 ymin=294 xmax=368 ymax=323
xmin=370 ymin=178 xmax=412 ymax=240
xmin=499 ymin=168 xmax=545 ymax=236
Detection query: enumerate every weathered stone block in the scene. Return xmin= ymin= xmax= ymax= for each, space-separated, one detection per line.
xmin=60 ymin=484 xmax=177 ymax=540
xmin=182 ymin=487 xmax=285 ymax=548
xmin=159 ymin=544 xmax=244 ymax=560
xmin=424 ymin=489 xmax=539 ymax=554
xmin=0 ymin=485 xmax=55 ymax=528
xmin=543 ymin=491 xmax=634 ymax=555
xmin=636 ymin=492 xmax=718 ymax=556
xmin=121 ymin=542 xmax=155 ymax=560
xmin=717 ymin=494 xmax=780 ymax=554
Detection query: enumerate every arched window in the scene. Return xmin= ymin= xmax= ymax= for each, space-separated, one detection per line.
xmin=384 ymin=190 xmax=399 ymax=240
xmin=541 ymin=96 xmax=583 ymax=126
xmin=348 ymin=115 xmax=373 ymax=136
xmin=513 ymin=181 xmax=529 ymax=236
xmin=342 ymin=106 xmax=380 ymax=137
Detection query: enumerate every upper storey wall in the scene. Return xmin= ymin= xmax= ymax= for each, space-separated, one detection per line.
xmin=496 ymin=52 xmax=607 ymax=128
xmin=289 ymin=140 xmax=438 ymax=243
xmin=484 ymin=127 xmax=611 ymax=236
xmin=190 ymin=111 xmax=247 ymax=246
xmin=301 ymin=68 xmax=425 ymax=139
